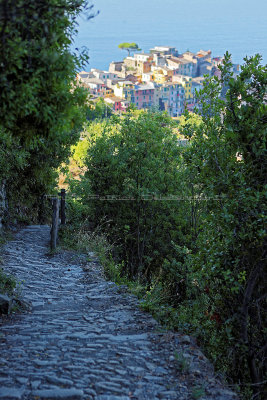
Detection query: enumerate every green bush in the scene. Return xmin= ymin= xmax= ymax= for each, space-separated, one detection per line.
xmin=176 ymin=53 xmax=266 ymax=399
xmin=78 ymin=111 xmax=191 ymax=279
xmin=0 ymin=1 xmax=93 ymax=224
xmin=63 ymin=54 xmax=266 ymax=399
xmin=0 ymin=269 xmax=16 ymax=297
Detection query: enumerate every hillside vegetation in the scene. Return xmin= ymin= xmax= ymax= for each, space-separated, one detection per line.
xmin=64 ymin=54 xmax=266 ymax=400
xmin=0 ymin=0 xmax=93 ymax=312
xmin=0 ymin=2 xmax=266 ymax=399
xmin=0 ymin=0 xmax=93 ymax=224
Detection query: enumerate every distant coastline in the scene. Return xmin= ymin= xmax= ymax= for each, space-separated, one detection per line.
xmin=74 ymin=0 xmax=267 ymax=71
xmin=77 ymin=45 xmax=239 ymax=117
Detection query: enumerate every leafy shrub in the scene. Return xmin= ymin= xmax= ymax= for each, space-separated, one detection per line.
xmin=0 ymin=269 xmax=16 ymax=297
xmin=0 ymin=1 xmax=93 ymax=224
xmin=176 ymin=53 xmax=267 ymax=399
xmin=62 ymin=54 xmax=266 ymax=399
xmin=79 ymin=111 xmax=191 ymax=279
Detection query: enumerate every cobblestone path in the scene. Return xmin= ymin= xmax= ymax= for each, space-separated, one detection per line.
xmin=0 ymin=226 xmax=238 ymax=400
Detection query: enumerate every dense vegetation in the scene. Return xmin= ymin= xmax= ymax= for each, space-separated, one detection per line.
xmin=0 ymin=0 xmax=93 ymax=223
xmin=65 ymin=54 xmax=266 ymax=399
xmin=0 ymin=0 xmax=95 ymax=300
xmin=177 ymin=54 xmax=266 ymax=399
xmin=0 ymin=2 xmax=266 ymax=397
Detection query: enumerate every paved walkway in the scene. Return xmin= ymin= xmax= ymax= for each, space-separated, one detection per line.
xmin=0 ymin=226 xmax=238 ymax=400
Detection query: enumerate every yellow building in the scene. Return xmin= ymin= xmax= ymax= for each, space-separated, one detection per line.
xmin=173 ymin=75 xmax=193 ymax=100
xmin=152 ymin=67 xmax=173 ymax=84
xmin=184 ymin=79 xmax=192 ymax=100
xmin=153 ymin=70 xmax=166 ymax=84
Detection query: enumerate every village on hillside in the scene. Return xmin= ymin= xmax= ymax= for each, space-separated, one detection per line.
xmin=77 ymin=46 xmax=240 ymax=117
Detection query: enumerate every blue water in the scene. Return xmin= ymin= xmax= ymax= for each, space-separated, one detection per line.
xmin=74 ymin=0 xmax=267 ymax=70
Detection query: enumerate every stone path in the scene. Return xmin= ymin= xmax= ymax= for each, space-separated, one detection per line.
xmin=0 ymin=225 xmax=238 ymax=400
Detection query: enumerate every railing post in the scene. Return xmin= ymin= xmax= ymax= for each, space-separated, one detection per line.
xmin=38 ymin=194 xmax=45 ymax=224
xmin=51 ymin=197 xmax=59 ymax=251
xmin=60 ymin=189 xmax=66 ymax=225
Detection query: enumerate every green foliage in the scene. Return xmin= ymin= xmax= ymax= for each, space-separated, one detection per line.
xmin=191 ymin=385 xmax=206 ymax=399
xmin=0 ymin=0 xmax=92 ymax=141
xmin=177 ymin=53 xmax=267 ymax=399
xmin=86 ymin=98 xmax=113 ymax=121
xmin=118 ymin=42 xmax=141 ymax=56
xmin=65 ymin=120 xmax=113 ymax=183
xmin=71 ymin=139 xmax=90 ymax=168
xmin=0 ymin=230 xmax=17 ymax=296
xmin=0 ymin=231 xmax=20 ymax=304
xmin=79 ymin=110 xmax=190 ymax=279
xmin=0 ymin=268 xmax=16 ymax=297
xmin=0 ymin=0 xmax=95 ymax=223
xmin=63 ymin=53 xmax=266 ymax=400
xmin=178 ymin=113 xmax=202 ymax=138
xmin=173 ymin=351 xmax=190 ymax=374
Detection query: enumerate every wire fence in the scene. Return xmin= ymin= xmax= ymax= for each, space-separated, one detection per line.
xmin=44 ymin=189 xmax=225 ymax=250
xmin=45 ymin=193 xmax=225 ymax=202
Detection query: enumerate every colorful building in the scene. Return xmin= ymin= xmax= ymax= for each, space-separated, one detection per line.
xmin=150 ymin=46 xmax=179 ymax=57
xmin=172 ymin=75 xmax=193 ymax=101
xmin=113 ymin=80 xmax=135 ymax=98
xmin=134 ymin=53 xmax=153 ymax=63
xmin=151 ymin=67 xmax=173 ymax=84
xmin=104 ymin=96 xmax=129 ymax=112
xmin=79 ymin=45 xmax=231 ymax=118
xmin=90 ymin=69 xmax=118 ymax=83
xmin=166 ymin=57 xmax=194 ymax=77
xmin=129 ymin=83 xmax=155 ymax=109
xmin=142 ymin=71 xmax=154 ymax=82
xmin=159 ymin=83 xmax=185 ymax=116
xmin=152 ymin=69 xmax=169 ymax=84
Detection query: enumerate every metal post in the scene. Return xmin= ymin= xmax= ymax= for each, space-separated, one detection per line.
xmin=60 ymin=189 xmax=66 ymax=225
xmin=51 ymin=197 xmax=59 ymax=251
xmin=38 ymin=194 xmax=45 ymax=224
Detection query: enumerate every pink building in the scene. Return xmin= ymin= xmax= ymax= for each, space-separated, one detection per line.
xmin=104 ymin=97 xmax=130 ymax=113
xmin=129 ymin=84 xmax=155 ymax=109
xmin=104 ymin=96 xmax=122 ymax=111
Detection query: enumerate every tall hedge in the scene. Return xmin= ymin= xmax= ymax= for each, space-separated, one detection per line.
xmin=0 ymin=0 xmax=94 ymax=222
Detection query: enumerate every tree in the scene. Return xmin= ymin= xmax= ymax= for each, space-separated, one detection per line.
xmin=118 ymin=42 xmax=141 ymax=57
xmin=179 ymin=53 xmax=266 ymax=399
xmin=78 ymin=111 xmax=189 ymax=279
xmin=86 ymin=98 xmax=113 ymax=121
xmin=0 ymin=0 xmax=96 ymax=222
xmin=0 ymin=0 xmax=95 ymax=141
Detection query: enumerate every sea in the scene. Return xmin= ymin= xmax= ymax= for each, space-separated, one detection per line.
xmin=73 ymin=0 xmax=267 ymax=71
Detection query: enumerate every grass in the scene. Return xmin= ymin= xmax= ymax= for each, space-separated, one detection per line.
xmin=59 ymin=222 xmax=148 ymax=296
xmin=0 ymin=229 xmax=13 ymax=246
xmin=0 ymin=229 xmax=17 ymax=298
xmin=59 ymin=222 xmax=183 ymax=324
xmin=173 ymin=350 xmax=191 ymax=374
xmin=191 ymin=385 xmax=206 ymax=399
xmin=0 ymin=268 xmax=16 ymax=296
